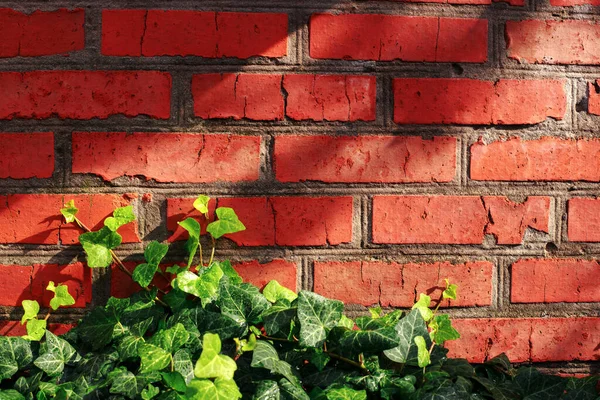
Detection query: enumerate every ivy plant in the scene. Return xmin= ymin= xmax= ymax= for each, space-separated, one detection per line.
xmin=0 ymin=195 xmax=596 ymax=400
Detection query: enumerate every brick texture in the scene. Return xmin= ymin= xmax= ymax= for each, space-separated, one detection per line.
xmin=0 ymin=133 xmax=54 ymax=179
xmin=568 ymin=198 xmax=600 ymax=242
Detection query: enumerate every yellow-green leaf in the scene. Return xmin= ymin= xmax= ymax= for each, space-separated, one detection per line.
xmin=21 ymin=300 xmax=39 ymax=324
xmin=194 ymin=333 xmax=237 ymax=380
xmin=60 ymin=200 xmax=78 ymax=223
xmin=414 ymin=335 xmax=430 ymax=368
xmin=193 ymin=195 xmax=211 ymax=217
xmin=412 ymin=294 xmax=433 ymax=322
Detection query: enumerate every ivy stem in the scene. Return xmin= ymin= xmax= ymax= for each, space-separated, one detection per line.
xmin=208 ymin=236 xmax=216 ymax=266
xmin=44 ymin=311 xmax=51 ymax=321
xmin=72 ymin=217 xmax=169 ymax=306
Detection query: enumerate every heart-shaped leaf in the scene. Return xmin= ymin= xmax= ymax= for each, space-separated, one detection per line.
xmin=104 ymin=205 xmax=136 ymax=232
xmin=206 ymin=207 xmax=245 ymax=239
xmin=194 ymin=333 xmax=237 ymax=380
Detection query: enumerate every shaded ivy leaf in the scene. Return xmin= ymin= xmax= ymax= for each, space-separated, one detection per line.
xmin=308 ymin=348 xmax=330 ymax=372
xmin=178 ymin=218 xmax=200 ymax=268
xmin=173 ymin=349 xmax=194 ymax=385
xmin=215 ymin=260 xmax=243 ymax=285
xmin=193 ymin=195 xmax=210 ymax=217
xmin=186 ymin=378 xmax=242 ymax=400
xmin=412 ymin=294 xmax=433 ymax=322
xmin=430 ymin=315 xmax=460 ymax=346
xmin=261 ymin=303 xmax=297 ymax=337
xmin=472 ymin=376 xmax=521 ymax=400
xmin=24 ymin=318 xmax=46 ymax=341
xmin=414 ymin=336 xmax=430 ymax=368
xmin=0 ymin=390 xmax=25 ymax=400
xmin=141 ymin=384 xmax=159 ymax=400
xmin=34 ymin=331 xmax=76 ymax=376
xmin=279 ymin=378 xmax=310 ymax=400
xmin=253 ymin=380 xmax=280 ymax=399
xmin=118 ymin=334 xmax=145 ymax=361
xmin=133 ymin=264 xmax=159 ymax=289
xmin=139 ymin=344 xmax=171 ymax=373
xmin=60 ymin=200 xmax=78 ymax=224
xmin=0 ymin=337 xmax=32 ymax=380
xmin=76 ymin=307 xmax=117 ymax=350
xmin=184 ymin=306 xmax=246 ymax=340
xmin=152 ymin=323 xmax=189 ymax=353
xmin=207 ymin=207 xmax=246 ymax=239
xmin=104 ymin=205 xmax=136 ymax=232
xmin=79 ymin=227 xmax=122 ymax=268
xmin=339 ymin=326 xmax=400 ymax=355
xmin=337 ymin=315 xmax=355 ymax=330
xmin=46 ymin=281 xmax=75 ymax=311
xmin=297 ymin=291 xmax=343 ymax=348
xmin=109 ymin=369 xmax=138 ymax=399
xmin=194 ymin=333 xmax=237 ymax=380
xmin=263 ymin=280 xmax=297 ymax=304
xmin=166 ymin=265 xmax=186 ymax=275
xmin=514 ymin=368 xmax=566 ymax=400
xmin=144 ymin=241 xmax=169 ymax=266
xmin=219 ymin=282 xmax=270 ymax=326
xmin=562 ymin=376 xmax=600 ymax=400
xmin=322 ymin=386 xmax=367 ymax=400
xmin=21 ymin=300 xmax=39 ymax=324
xmin=442 ymin=279 xmax=457 ymax=301
xmin=383 ymin=309 xmax=429 ymax=364
xmin=251 ymin=341 xmax=300 ymax=387
xmin=161 ymin=372 xmax=187 ymax=393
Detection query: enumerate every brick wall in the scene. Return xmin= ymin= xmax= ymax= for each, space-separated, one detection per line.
xmin=0 ymin=1 xmax=598 ymax=374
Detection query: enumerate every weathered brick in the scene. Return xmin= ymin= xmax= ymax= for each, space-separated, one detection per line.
xmin=102 ymin=10 xmax=287 ymax=58
xmin=275 ymin=135 xmax=456 ymax=183
xmin=283 ymin=75 xmax=376 ymax=121
xmin=550 ymin=0 xmax=600 ymax=5
xmin=394 ymin=78 xmax=566 ymax=125
xmin=0 ymin=9 xmax=84 ymax=57
xmin=234 ymin=260 xmax=297 ymax=291
xmin=314 ymin=261 xmax=493 ymax=307
xmin=568 ymin=198 xmax=600 ymax=242
xmin=372 ymin=196 xmax=549 ymax=244
xmin=0 ymin=133 xmax=54 ymax=179
xmin=193 ymin=74 xmax=284 ymax=120
xmin=530 ymin=318 xmax=600 ymax=362
xmin=310 ymin=14 xmax=487 ymax=63
xmin=511 ymin=259 xmax=600 ymax=303
xmin=0 ymin=194 xmax=139 ymax=245
xmin=0 ymin=321 xmax=72 ymax=336
xmin=506 ymin=20 xmax=600 ymax=65
xmin=588 ymin=81 xmax=600 ymax=116
xmin=0 ymin=71 xmax=171 ymax=120
xmin=471 ymin=137 xmax=600 ymax=181
xmin=0 ymin=263 xmax=91 ymax=308
xmin=72 ymin=132 xmax=260 ymax=183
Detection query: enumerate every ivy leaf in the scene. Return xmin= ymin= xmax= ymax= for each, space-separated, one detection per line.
xmin=0 ymin=337 xmax=33 ymax=380
xmin=184 ymin=307 xmax=246 ymax=340
xmin=133 ymin=264 xmax=159 ymax=289
xmin=254 ymin=380 xmax=280 ymax=399
xmin=562 ymin=376 xmax=600 ymax=400
xmin=338 ymin=326 xmax=400 ymax=355
xmin=109 ymin=369 xmax=138 ymax=399
xmin=144 ymin=241 xmax=169 ymax=266
xmin=261 ymin=303 xmax=297 ymax=337
xmin=429 ymin=315 xmax=460 ymax=346
xmin=384 ymin=310 xmax=429 ymax=364
xmin=178 ymin=218 xmax=200 ymax=268
xmin=514 ymin=368 xmax=566 ymax=400
xmin=104 ymin=205 xmax=136 ymax=232
xmin=118 ymin=335 xmax=145 ymax=361
xmin=152 ymin=323 xmax=189 ymax=354
xmin=139 ymin=344 xmax=171 ymax=373
xmin=60 ymin=200 xmax=79 ymax=223
xmin=279 ymin=378 xmax=310 ymax=400
xmin=322 ymin=385 xmax=367 ymax=400
xmin=76 ymin=307 xmax=117 ymax=350
xmin=263 ymin=280 xmax=297 ymax=303
xmin=194 ymin=333 xmax=237 ymax=380
xmin=193 ymin=195 xmax=211 ymax=217
xmin=206 ymin=207 xmax=245 ymax=239
xmin=33 ymin=331 xmax=77 ymax=376
xmin=21 ymin=300 xmax=39 ymax=324
xmin=442 ymin=279 xmax=457 ymax=301
xmin=251 ymin=341 xmax=300 ymax=386
xmin=79 ymin=227 xmax=122 ymax=268
xmin=297 ymin=291 xmax=343 ymax=348
xmin=24 ymin=319 xmax=46 ymax=341
xmin=185 ymin=378 xmax=242 ymax=400
xmin=141 ymin=384 xmax=160 ymax=400
xmin=215 ymin=260 xmax=243 ymax=285
xmin=173 ymin=349 xmax=194 ymax=385
xmin=161 ymin=372 xmax=187 ymax=393
xmin=46 ymin=281 xmax=75 ymax=310
xmin=412 ymin=294 xmax=433 ymax=322
xmin=414 ymin=336 xmax=430 ymax=368
xmin=337 ymin=315 xmax=355 ymax=330
xmin=174 ymin=265 xmax=223 ymax=306
xmin=0 ymin=390 xmax=26 ymax=399
xmin=369 ymin=306 xmax=383 ymax=319
xmin=308 ymin=348 xmax=330 ymax=372
xmin=218 ymin=282 xmax=270 ymax=326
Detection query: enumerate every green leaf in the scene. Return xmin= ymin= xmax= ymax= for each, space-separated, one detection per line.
xmin=279 ymin=378 xmax=310 ymax=400
xmin=141 ymin=384 xmax=160 ymax=400
xmin=429 ymin=314 xmax=460 ymax=346
xmin=251 ymin=341 xmax=301 ymax=386
xmin=322 ymin=386 xmax=367 ymax=400
xmin=218 ymin=282 xmax=270 ymax=326
xmin=117 ymin=334 xmax=145 ymax=361
xmin=412 ymin=294 xmax=433 ymax=322
xmin=161 ymin=372 xmax=187 ymax=393
xmin=0 ymin=390 xmax=25 ymax=400
xmin=337 ymin=315 xmax=355 ymax=330
xmin=173 ymin=349 xmax=194 ymax=385
xmin=308 ymin=348 xmax=330 ymax=371
xmin=24 ymin=318 xmax=46 ymax=341
xmin=253 ymin=380 xmax=280 ymax=400
xmin=46 ymin=281 xmax=75 ymax=311
xmin=369 ymin=306 xmax=383 ymax=319
xmin=21 ymin=300 xmax=39 ymax=324
xmin=562 ymin=376 xmax=600 ymax=400
xmin=263 ymin=280 xmax=297 ymax=303
xmin=79 ymin=226 xmax=122 ymax=268
xmin=184 ymin=306 xmax=246 ymax=340
xmin=76 ymin=307 xmax=117 ymax=350
xmin=152 ymin=323 xmax=189 ymax=353
xmin=207 ymin=207 xmax=246 ymax=239
xmin=193 ymin=195 xmax=211 ymax=217
xmin=34 ymin=331 xmax=77 ymax=376
xmin=60 ymin=200 xmax=78 ymax=224
xmin=104 ymin=205 xmax=136 ymax=232
xmin=139 ymin=343 xmax=172 ymax=373
xmin=178 ymin=218 xmax=200 ymax=268
xmin=133 ymin=263 xmax=159 ymax=289
xmin=261 ymin=303 xmax=297 ymax=337
xmin=186 ymin=378 xmax=242 ymax=400
xmin=109 ymin=369 xmax=138 ymax=399
xmin=514 ymin=368 xmax=566 ymax=400
xmin=414 ymin=336 xmax=430 ymax=368
xmin=242 ymin=333 xmax=257 ymax=352
xmin=194 ymin=333 xmax=237 ymax=380
xmin=0 ymin=337 xmax=33 ymax=380
xmin=216 ymin=260 xmax=243 ymax=285
xmin=174 ymin=265 xmax=223 ymax=306
xmin=442 ymin=279 xmax=457 ymax=301
xmin=144 ymin=240 xmax=169 ymax=266
xmin=338 ymin=326 xmax=400 ymax=355
xmin=297 ymin=291 xmax=344 ymax=348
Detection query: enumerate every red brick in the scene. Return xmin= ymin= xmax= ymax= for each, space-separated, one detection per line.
xmin=167 ymin=197 xmax=274 ymax=246
xmin=283 ymin=75 xmax=376 ymax=121
xmin=0 ymin=194 xmax=139 ymax=245
xmin=511 ymin=259 xmax=600 ymax=303
xmin=568 ymin=198 xmax=600 ymax=242
xmin=310 ymin=14 xmax=487 ymax=63
xmin=588 ymin=81 xmax=600 ymax=116
xmin=0 ymin=71 xmax=171 ymax=120
xmin=274 ymin=135 xmax=456 ymax=183
xmin=0 ymin=133 xmax=54 ymax=179
xmin=111 ymin=262 xmax=172 ymax=298
xmin=0 ymin=321 xmax=72 ymax=336
xmin=506 ymin=20 xmax=600 ymax=65
xmin=72 ymin=132 xmax=260 ymax=183
xmin=372 ymin=196 xmax=550 ymax=245
xmin=530 ymin=318 xmax=600 ymax=362
xmin=373 ymin=0 xmax=523 ymax=5
xmin=0 ymin=263 xmax=91 ymax=308
xmin=0 ymin=9 xmax=84 ymax=57
xmin=471 ymin=137 xmax=600 ymax=181
xmin=551 ymin=0 xmax=600 ymax=5
xmin=192 ymin=74 xmax=284 ymax=120
xmin=270 ymin=197 xmax=353 ymax=246
xmin=314 ymin=261 xmax=493 ymax=307
xmin=102 ymin=10 xmax=287 ymax=58
xmin=234 ymin=260 xmax=297 ymax=291
xmin=393 ymin=78 xmax=566 ymax=125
